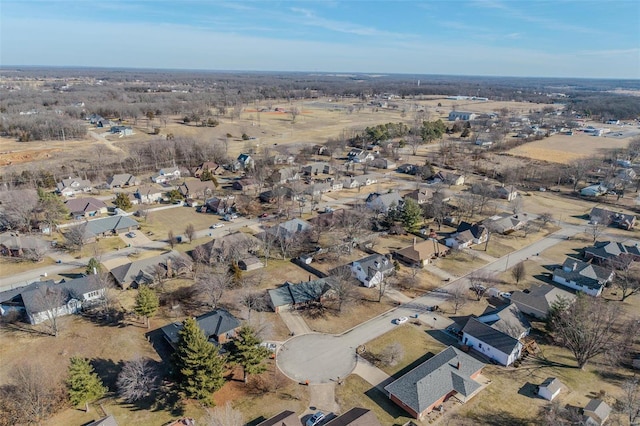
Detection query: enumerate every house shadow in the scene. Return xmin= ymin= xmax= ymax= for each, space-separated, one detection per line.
xmin=91 ymin=358 xmax=123 ymax=391
xmin=392 ymin=352 xmax=436 ymax=379
xmin=59 ymin=272 xmax=85 ymax=280
xmin=363 ymin=383 xmax=414 ymax=425
xmin=425 ymin=329 xmax=459 ymax=348
xmin=518 ymin=382 xmax=539 ymax=398
xmin=145 ymin=328 xmax=175 ymax=365
xmin=593 ymin=368 xmax=628 ymax=386
xmin=462 ymin=410 xmax=530 ymax=426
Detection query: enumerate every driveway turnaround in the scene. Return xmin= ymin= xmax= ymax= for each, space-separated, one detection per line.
xmin=276 ymin=334 xmax=358 ymax=384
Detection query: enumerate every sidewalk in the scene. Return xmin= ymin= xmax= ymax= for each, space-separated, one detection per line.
xmin=352 ymin=355 xmax=393 ymax=392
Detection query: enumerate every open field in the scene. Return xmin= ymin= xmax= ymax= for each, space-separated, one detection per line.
xmin=508 ymin=128 xmax=635 ymax=164
xmin=0 ymin=256 xmax=55 ymax=278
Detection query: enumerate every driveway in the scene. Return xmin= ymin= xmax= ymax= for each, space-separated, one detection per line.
xmin=279 ymin=311 xmax=312 ymax=335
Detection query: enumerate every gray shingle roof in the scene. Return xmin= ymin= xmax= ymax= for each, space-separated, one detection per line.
xmin=384 ymin=346 xmax=484 ymax=415
xmin=540 ymin=377 xmax=563 ymax=394
xmin=110 ymin=250 xmax=184 ymax=287
xmin=324 ymin=407 xmax=380 ymax=426
xmin=584 ymin=399 xmax=611 ymax=423
xmin=584 ymin=240 xmax=640 ymax=261
xmin=85 ymin=215 xmax=138 ymax=236
xmin=353 ymin=254 xmax=394 ymax=280
xmin=15 ymin=276 xmax=104 ymax=316
xmin=161 ymin=309 xmax=240 ymax=345
xmin=65 ymin=197 xmax=107 ymax=214
xmin=462 ymin=317 xmax=521 ymax=355
xmin=255 ymin=410 xmax=299 ymax=426
xmin=268 ymin=279 xmax=332 ymax=308
xmin=553 ymin=258 xmax=612 ymax=290
xmin=510 ymin=283 xmax=575 ymax=318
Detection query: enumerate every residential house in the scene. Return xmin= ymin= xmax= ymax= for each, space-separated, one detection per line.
xmin=64 ymin=197 xmax=108 ymax=219
xmin=0 ymin=233 xmax=49 ymax=258
xmin=365 ymin=191 xmax=403 ymax=214
xmin=552 ymin=258 xmax=614 ymax=297
xmin=255 ymin=410 xmax=300 ymax=426
xmin=510 ymin=283 xmax=575 ymax=320
xmin=404 ymin=188 xmax=433 ymax=205
xmin=177 ymin=179 xmax=215 ymax=200
xmin=56 ymin=176 xmax=93 ymax=197
xmin=237 ymin=255 xmax=264 ymax=271
xmin=204 ymin=195 xmax=235 ymax=215
xmin=193 ymin=162 xmax=223 ymax=178
xmin=384 ymin=346 xmax=485 ymax=420
xmin=324 ymin=408 xmax=381 ymax=426
xmin=496 ymin=185 xmax=518 ymax=201
xmin=461 ymin=304 xmax=530 ymax=366
xmin=537 ymin=377 xmax=563 ymax=401
xmin=475 ymin=138 xmax=493 ymax=146
xmin=96 ymin=119 xmax=112 ymax=128
xmin=312 ymin=144 xmax=328 ymax=156
xmin=392 ymin=238 xmax=450 ymax=268
xmin=371 ymin=158 xmax=397 ymax=170
xmin=161 ymin=309 xmax=240 ymax=348
xmin=270 ymin=167 xmax=300 ymax=185
xmin=109 ymin=125 xmax=133 ymax=136
xmin=0 ymin=275 xmax=107 ymax=325
xmin=433 ymin=171 xmax=465 ymax=186
xmin=483 ymin=213 xmax=526 ymax=235
xmin=583 ymin=240 xmax=640 ymax=265
xmin=268 ymin=279 xmax=334 ymax=313
xmin=396 ymin=164 xmax=419 ymax=175
xmin=84 ymin=215 xmax=139 ymax=238
xmin=590 ymin=207 xmax=636 ymax=230
xmin=193 ymin=232 xmax=261 ymax=264
xmin=448 ymin=111 xmax=477 ymax=121
xmin=135 ymin=185 xmax=165 ymax=204
xmin=354 ymin=174 xmax=378 ymax=187
xmin=107 ymin=173 xmax=140 ymax=189
xmin=350 ymin=254 xmax=394 ymax=288
xmin=267 ymin=218 xmax=313 ymax=240
xmin=110 ymin=250 xmax=192 ymax=289
xmin=232 ymin=178 xmax=260 ymax=192
xmin=237 ymin=153 xmax=254 ymax=170
xmin=151 ymin=166 xmax=181 ymax=184
xmin=259 ymin=186 xmax=294 ymax=203
xmin=582 ymin=399 xmax=611 ymax=426
xmin=616 ymin=168 xmax=636 ymax=182
xmin=347 ymin=148 xmax=374 ymax=163
xmin=445 ymin=222 xmax=488 ymax=249
xmin=302 ymin=162 xmax=332 ymax=176
xmin=304 ymin=182 xmax=332 ymax=197
xmin=580 ymin=184 xmax=608 ymax=197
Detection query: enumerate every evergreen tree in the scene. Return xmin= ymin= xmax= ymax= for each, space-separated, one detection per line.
xmin=401 ymin=198 xmax=423 ymax=232
xmin=66 ymin=357 xmax=106 ymax=412
xmin=229 ymin=325 xmax=271 ymax=383
xmin=113 ymin=192 xmax=132 ymax=210
xmin=172 ymin=318 xmax=226 ymax=402
xmin=85 ymin=257 xmax=101 ymax=275
xmin=134 ymin=285 xmax=159 ymax=329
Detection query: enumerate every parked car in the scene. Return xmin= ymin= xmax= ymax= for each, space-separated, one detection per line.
xmin=306 ymin=412 xmax=325 ymax=426
xmin=126 ymin=232 xmax=136 ymax=238
xmin=395 ymin=317 xmax=408 ymax=325
xmin=210 ymin=223 xmax=224 ymax=229
xmin=259 ymin=212 xmax=269 ymax=218
xmin=500 ymin=292 xmax=512 ymax=299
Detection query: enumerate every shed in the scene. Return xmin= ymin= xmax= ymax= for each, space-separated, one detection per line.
xmin=537 ymin=377 xmax=563 ymax=401
xmin=583 ymin=399 xmax=611 ymax=425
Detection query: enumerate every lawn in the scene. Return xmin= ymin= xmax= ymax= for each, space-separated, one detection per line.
xmin=335 ymin=374 xmax=416 ymax=426
xmin=302 ymin=289 xmax=397 ymax=335
xmin=360 ymin=324 xmax=447 ymax=377
xmin=434 ymin=249 xmax=488 ymax=277
xmin=0 ymin=256 xmax=55 ymax=278
xmin=141 ymin=207 xmax=219 ymax=241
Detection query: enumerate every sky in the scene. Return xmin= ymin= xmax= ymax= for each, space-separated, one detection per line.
xmin=1 ymin=0 xmax=639 ymax=79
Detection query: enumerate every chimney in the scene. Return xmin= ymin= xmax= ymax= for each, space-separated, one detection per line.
xmin=166 ymin=258 xmax=173 ymax=277
xmin=572 ymin=262 xmax=578 ymax=271
xmin=456 ymin=362 xmax=461 ymax=370
xmin=413 ymin=237 xmax=417 ymax=247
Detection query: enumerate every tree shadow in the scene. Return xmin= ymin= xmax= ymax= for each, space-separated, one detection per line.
xmin=463 ymin=410 xmax=531 ymax=426
xmin=91 ymin=358 xmax=124 ymax=392
xmin=145 ymin=328 xmax=175 ymax=365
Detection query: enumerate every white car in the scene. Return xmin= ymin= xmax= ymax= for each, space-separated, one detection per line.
xmin=500 ymin=292 xmax=512 ymax=299
xmin=395 ymin=316 xmax=409 ymax=325
xmin=210 ymin=223 xmax=224 ymax=229
xmin=306 ymin=412 xmax=325 ymax=426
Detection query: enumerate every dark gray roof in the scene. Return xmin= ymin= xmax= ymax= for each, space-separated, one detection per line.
xmin=0 ymin=232 xmax=48 ymax=252
xmin=324 ymin=407 xmax=380 ymax=426
xmin=462 ymin=317 xmax=521 ymax=355
xmin=17 ymin=276 xmax=104 ymax=315
xmin=511 ymin=284 xmax=575 ymax=317
xmin=584 ymin=240 xmax=640 ymax=261
xmin=110 ymin=250 xmax=183 ymax=286
xmin=86 ymin=215 xmax=138 ymax=236
xmin=255 ymin=410 xmax=300 ymax=426
xmin=384 ymin=346 xmax=484 ymax=415
xmin=478 ymin=304 xmax=530 ymax=339
xmin=65 ymin=197 xmax=107 ymax=214
xmin=352 ymin=254 xmax=394 ymax=280
xmin=553 ymin=258 xmax=612 ymax=290
xmin=86 ymin=415 xmax=119 ymax=426
xmin=268 ymin=279 xmax=332 ymax=308
xmin=161 ymin=309 xmax=240 ymax=345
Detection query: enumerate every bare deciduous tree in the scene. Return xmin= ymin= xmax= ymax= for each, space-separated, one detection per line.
xmin=511 ymin=262 xmax=526 ymax=284
xmin=184 ymin=223 xmax=195 ymax=243
xmin=468 ymin=271 xmax=488 ymax=301
xmin=33 ymin=285 xmax=66 ymax=337
xmin=168 ymin=230 xmax=177 ymax=249
xmin=448 ymin=287 xmax=468 ymax=314
xmin=0 ymin=189 xmax=38 ymax=231
xmin=196 ymin=267 xmax=233 ymax=309
xmin=586 ymin=214 xmax=609 ymax=243
xmin=64 ymin=223 xmax=88 ymax=252
xmin=0 ymin=362 xmax=65 ymax=424
xmin=330 ymin=266 xmax=356 ymax=313
xmin=116 ymin=357 xmax=159 ymax=403
xmin=618 ymin=378 xmax=640 ymax=425
xmin=205 ymin=401 xmax=244 ymax=426
xmin=379 ymin=342 xmax=404 ymax=367
xmin=609 ymin=257 xmax=640 ymax=301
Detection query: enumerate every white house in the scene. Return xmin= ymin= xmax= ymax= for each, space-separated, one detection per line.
xmin=552 ymin=258 xmax=613 ymax=297
xmin=448 ymin=111 xmax=477 ymax=121
xmin=152 ymin=166 xmax=181 ymax=183
xmin=580 ymin=184 xmax=607 ymax=197
xmin=538 ymin=377 xmax=563 ymax=401
xmin=461 ymin=305 xmax=530 ymax=366
xmin=350 ymin=254 xmax=394 ymax=288
xmin=56 ymin=177 xmax=93 ymax=197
